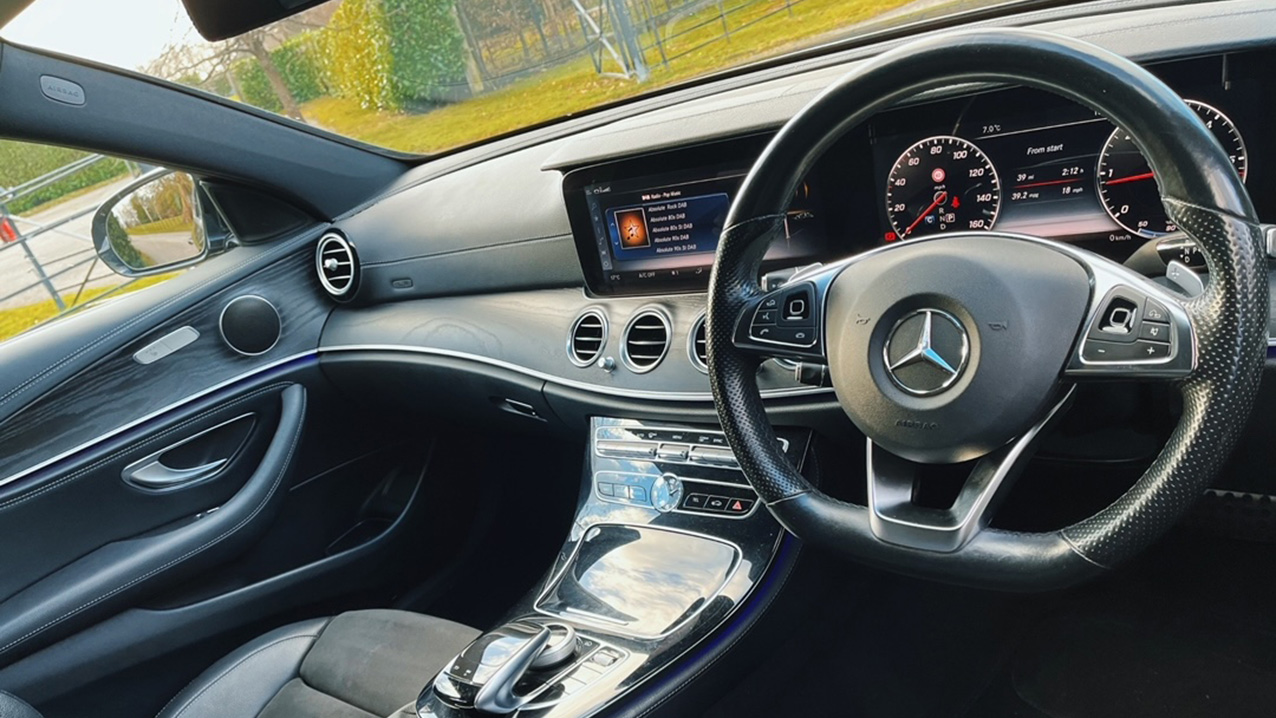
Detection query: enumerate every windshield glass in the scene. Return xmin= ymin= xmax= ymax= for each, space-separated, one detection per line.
xmin=5 ymin=0 xmax=1014 ymax=154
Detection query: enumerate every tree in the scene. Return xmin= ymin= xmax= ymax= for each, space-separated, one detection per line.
xmin=145 ymin=10 xmax=330 ymax=122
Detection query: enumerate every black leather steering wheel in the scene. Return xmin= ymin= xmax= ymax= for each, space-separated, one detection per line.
xmin=706 ymin=29 xmax=1268 ymax=591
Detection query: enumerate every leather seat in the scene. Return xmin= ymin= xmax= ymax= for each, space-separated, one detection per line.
xmin=158 ymin=610 xmax=480 ymax=718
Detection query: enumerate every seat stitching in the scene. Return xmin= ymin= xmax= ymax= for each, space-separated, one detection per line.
xmin=0 ymin=382 xmax=290 ymax=513
xmin=159 ymin=633 xmax=321 ymax=718
xmin=0 ymin=391 xmax=306 ymax=658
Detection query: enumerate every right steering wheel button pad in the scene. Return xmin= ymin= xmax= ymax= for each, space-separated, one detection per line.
xmin=1077 ymin=287 xmax=1189 ymax=370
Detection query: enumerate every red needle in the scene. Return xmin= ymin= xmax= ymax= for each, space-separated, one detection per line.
xmin=903 ymin=191 xmax=948 ymax=238
xmin=1105 ymin=171 xmax=1155 ymax=186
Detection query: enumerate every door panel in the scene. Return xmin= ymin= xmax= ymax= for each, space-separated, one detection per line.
xmin=0 ymin=225 xmax=466 ymax=716
xmin=0 ymin=382 xmax=306 ymax=665
xmin=0 ymin=237 xmax=328 ymax=482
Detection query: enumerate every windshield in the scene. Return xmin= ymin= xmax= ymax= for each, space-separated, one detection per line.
xmin=6 ymin=0 xmax=1016 ymax=155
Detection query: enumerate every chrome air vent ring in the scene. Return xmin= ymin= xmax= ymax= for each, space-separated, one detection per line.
xmin=316 ymin=232 xmax=359 ymax=300
xmin=568 ymin=309 xmax=608 ymax=367
xmin=622 ymin=307 xmax=671 ymax=374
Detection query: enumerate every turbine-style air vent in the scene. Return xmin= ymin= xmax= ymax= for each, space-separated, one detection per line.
xmin=689 ymin=313 xmax=708 ymax=373
xmin=623 ymin=308 xmax=671 ymax=373
xmin=568 ymin=309 xmax=607 ymax=367
xmin=316 ymin=233 xmax=358 ymax=300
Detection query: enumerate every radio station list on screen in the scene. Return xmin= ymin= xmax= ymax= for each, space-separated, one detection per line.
xmin=585 ymin=173 xmax=739 ymax=284
xmin=608 ymin=189 xmax=729 ymax=259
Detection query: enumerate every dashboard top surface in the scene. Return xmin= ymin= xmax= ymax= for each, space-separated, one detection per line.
xmin=322 ymin=0 xmax=1275 ymax=400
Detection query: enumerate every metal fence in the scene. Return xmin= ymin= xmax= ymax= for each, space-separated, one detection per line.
xmin=0 ymin=156 xmax=142 ymax=316
xmin=453 ymin=0 xmax=805 ymax=89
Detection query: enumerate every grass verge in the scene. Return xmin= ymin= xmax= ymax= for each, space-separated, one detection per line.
xmin=0 ymin=273 xmax=178 ymax=344
xmin=305 ymin=0 xmax=929 ymax=153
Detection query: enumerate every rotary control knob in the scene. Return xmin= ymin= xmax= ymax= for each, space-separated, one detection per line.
xmin=530 ymin=623 xmax=577 ymax=670
xmin=651 ymin=473 xmax=683 ymax=513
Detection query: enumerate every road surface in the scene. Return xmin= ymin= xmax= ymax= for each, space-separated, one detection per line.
xmin=0 ymin=176 xmax=137 ymax=310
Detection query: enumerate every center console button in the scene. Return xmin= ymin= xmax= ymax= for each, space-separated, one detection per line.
xmin=591 ymin=650 xmax=619 ymax=667
xmin=705 ymin=496 xmax=728 ymax=512
xmin=656 ymin=443 xmax=689 ymax=461
xmin=688 ymin=445 xmax=738 ymax=468
xmin=683 ymin=493 xmax=709 ymax=510
xmin=596 ymin=440 xmax=656 ymax=460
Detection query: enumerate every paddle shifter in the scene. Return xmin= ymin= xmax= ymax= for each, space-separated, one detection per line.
xmin=432 ymin=621 xmax=579 ymax=714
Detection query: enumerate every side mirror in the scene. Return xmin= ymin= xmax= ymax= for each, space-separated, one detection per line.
xmin=91 ymin=170 xmax=230 ymax=277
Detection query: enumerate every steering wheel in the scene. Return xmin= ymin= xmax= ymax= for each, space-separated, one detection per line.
xmin=706 ymin=29 xmax=1268 ymax=591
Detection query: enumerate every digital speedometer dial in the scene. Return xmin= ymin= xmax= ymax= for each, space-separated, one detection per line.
xmin=886 ymin=136 xmax=1001 ymax=240
xmin=1097 ymin=100 xmax=1247 ymax=238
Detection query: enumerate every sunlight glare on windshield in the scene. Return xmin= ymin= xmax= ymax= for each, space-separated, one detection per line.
xmin=4 ymin=0 xmax=1009 ymax=154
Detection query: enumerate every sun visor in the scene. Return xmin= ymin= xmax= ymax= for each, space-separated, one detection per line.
xmin=180 ymin=0 xmax=328 ymax=41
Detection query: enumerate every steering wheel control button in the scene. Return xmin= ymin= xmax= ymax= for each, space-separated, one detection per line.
xmin=779 ymin=284 xmax=816 ymax=326
xmin=1138 ymin=321 xmax=1171 ymax=343
xmin=883 ymin=309 xmax=970 ymax=396
xmin=748 ymin=288 xmax=819 ymax=348
xmin=1098 ymin=298 xmax=1138 ymax=337
xmin=1143 ymin=297 xmax=1171 ymax=323
xmin=1082 ymin=338 xmax=1172 ymax=362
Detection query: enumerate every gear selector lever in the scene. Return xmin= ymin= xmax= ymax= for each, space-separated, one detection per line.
xmin=432 ymin=621 xmax=578 ymax=714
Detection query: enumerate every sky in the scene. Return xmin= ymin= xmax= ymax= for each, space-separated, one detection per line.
xmin=3 ymin=0 xmax=197 ymax=71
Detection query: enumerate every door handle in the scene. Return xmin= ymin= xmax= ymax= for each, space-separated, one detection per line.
xmin=120 ymin=413 xmax=254 ymax=492
xmin=123 ymin=457 xmax=228 ymax=490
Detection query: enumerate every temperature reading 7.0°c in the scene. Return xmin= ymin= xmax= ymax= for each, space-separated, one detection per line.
xmin=885 ymin=136 xmax=1002 ymax=240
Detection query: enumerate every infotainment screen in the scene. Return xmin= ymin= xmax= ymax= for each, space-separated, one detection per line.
xmin=563 ymin=141 xmax=827 ymax=296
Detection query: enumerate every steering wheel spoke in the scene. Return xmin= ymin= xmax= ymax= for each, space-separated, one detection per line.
xmin=1063 ymin=253 xmax=1197 ymax=381
xmin=866 ymin=387 xmax=1075 ymax=552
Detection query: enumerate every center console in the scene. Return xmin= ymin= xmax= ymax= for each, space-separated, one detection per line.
xmin=414 ymin=417 xmax=809 ymax=717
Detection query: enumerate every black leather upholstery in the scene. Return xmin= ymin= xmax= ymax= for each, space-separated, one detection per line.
xmin=0 ymin=691 xmax=40 ymax=718
xmin=157 ymin=610 xmax=479 ymax=718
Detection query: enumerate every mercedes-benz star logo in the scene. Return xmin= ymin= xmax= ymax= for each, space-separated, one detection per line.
xmin=883 ymin=309 xmax=970 ymax=396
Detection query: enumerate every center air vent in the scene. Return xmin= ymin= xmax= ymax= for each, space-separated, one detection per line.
xmin=689 ymin=313 xmax=708 ymax=373
xmin=316 ymin=233 xmax=358 ymax=301
xmin=623 ymin=308 xmax=671 ymax=373
xmin=568 ymin=309 xmax=607 ymax=367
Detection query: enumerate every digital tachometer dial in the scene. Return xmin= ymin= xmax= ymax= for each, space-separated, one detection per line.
xmin=1097 ymin=100 xmax=1247 ymax=238
xmin=886 ymin=136 xmax=1001 ymax=240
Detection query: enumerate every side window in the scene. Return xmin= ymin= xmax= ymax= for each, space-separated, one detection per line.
xmin=0 ymin=140 xmax=223 ymax=344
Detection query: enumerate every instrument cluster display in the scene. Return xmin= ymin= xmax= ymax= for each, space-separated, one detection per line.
xmin=868 ymin=57 xmax=1258 ymax=261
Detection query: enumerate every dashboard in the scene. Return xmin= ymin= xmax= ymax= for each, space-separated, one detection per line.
xmin=564 ymin=49 xmax=1273 ymax=297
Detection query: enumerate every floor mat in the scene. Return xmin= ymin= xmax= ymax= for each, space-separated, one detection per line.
xmin=999 ymin=611 xmax=1276 ymax=718
xmin=968 ymin=530 xmax=1276 ymax=718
